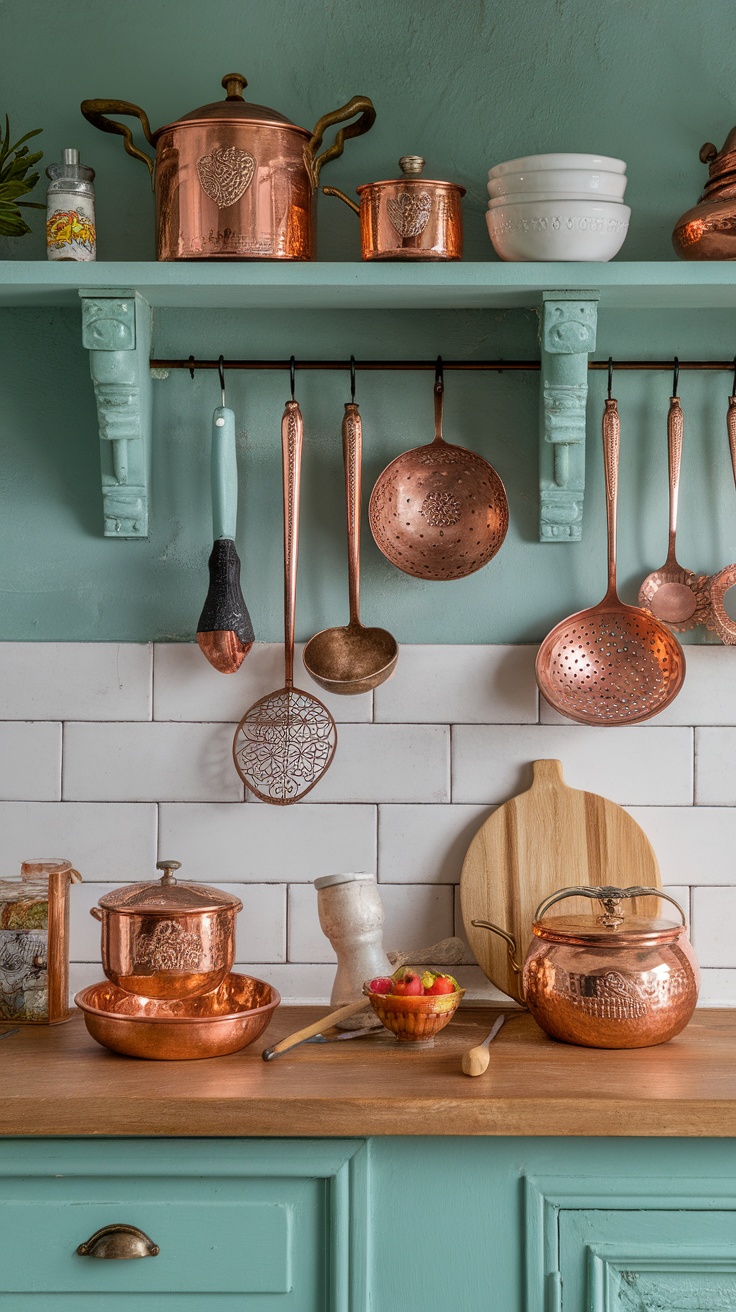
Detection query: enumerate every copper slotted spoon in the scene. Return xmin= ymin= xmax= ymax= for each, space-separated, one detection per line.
xmin=536 ymin=377 xmax=686 ymax=726
xmin=233 ymin=369 xmax=337 ymax=803
xmin=638 ymin=362 xmax=710 ymax=629
xmin=368 ymin=358 xmax=509 ymax=580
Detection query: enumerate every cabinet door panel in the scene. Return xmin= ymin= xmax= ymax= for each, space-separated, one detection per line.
xmin=560 ymin=1209 xmax=736 ymax=1312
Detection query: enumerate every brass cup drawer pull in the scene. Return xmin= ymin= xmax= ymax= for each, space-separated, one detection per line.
xmin=77 ymin=1223 xmax=160 ymax=1259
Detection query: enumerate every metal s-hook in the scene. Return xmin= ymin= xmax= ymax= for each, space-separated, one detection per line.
xmin=607 ymin=356 xmax=613 ymax=399
xmin=217 ymin=355 xmax=226 ymax=407
xmin=673 ymin=356 xmax=680 ymax=398
xmin=731 ymin=355 xmax=736 ymax=400
xmin=349 ymin=355 xmax=356 ymax=403
xmin=289 ymin=356 xmax=296 ymax=401
xmin=435 ymin=354 xmax=444 ymax=396
xmin=188 ymin=354 xmax=195 ymax=381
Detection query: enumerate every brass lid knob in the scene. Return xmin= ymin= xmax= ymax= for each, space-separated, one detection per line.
xmin=222 ymin=72 xmax=248 ymax=100
xmin=399 ymin=155 xmax=425 ymax=176
xmin=156 ymin=859 xmax=181 ymax=887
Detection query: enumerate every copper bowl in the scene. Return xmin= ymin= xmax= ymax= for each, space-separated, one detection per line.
xmin=75 ymin=973 xmax=279 ymax=1060
xmin=364 ymin=986 xmax=465 ymax=1044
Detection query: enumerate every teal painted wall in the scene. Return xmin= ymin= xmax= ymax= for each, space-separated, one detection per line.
xmin=2 ymin=0 xmax=736 ymax=642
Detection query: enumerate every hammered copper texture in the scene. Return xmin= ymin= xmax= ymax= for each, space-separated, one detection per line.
xmin=366 ymin=988 xmax=464 ymax=1043
xmin=368 ymin=374 xmax=508 ymax=580
xmin=75 ymin=973 xmax=280 ymax=1060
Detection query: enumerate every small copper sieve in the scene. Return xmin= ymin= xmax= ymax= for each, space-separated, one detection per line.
xmin=368 ymin=359 xmax=508 ymax=581
xmin=536 ymin=373 xmax=686 ymax=726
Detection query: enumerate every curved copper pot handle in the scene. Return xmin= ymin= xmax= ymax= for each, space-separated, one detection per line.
xmin=471 ymin=920 xmax=522 ymax=975
xmin=80 ymin=99 xmax=156 ymax=187
xmin=309 ymin=96 xmax=376 ymax=186
xmin=533 ymin=884 xmax=687 ymax=929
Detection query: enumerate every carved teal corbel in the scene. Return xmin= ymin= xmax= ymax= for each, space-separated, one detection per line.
xmin=79 ymin=289 xmax=152 ymax=537
xmin=539 ymin=290 xmax=599 ymax=542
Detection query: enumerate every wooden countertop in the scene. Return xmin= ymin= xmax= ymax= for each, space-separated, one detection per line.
xmin=1 ymin=1007 xmax=735 ymax=1138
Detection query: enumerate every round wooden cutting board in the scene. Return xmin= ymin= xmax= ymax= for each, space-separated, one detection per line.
xmin=460 ymin=759 xmax=662 ymax=1002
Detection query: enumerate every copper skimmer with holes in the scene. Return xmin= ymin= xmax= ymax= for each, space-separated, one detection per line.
xmin=368 ymin=360 xmax=508 ymax=580
xmin=536 ymin=392 xmax=686 ymax=725
xmin=706 ymin=379 xmax=736 ymax=643
xmin=233 ymin=380 xmax=337 ymax=803
xmin=638 ymin=387 xmax=710 ymax=629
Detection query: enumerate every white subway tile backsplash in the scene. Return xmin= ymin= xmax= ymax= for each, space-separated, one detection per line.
xmin=0 ymin=801 xmax=156 ymax=878
xmin=374 ymin=645 xmax=538 ymax=724
xmin=540 ymin=647 xmax=736 ymax=727
xmin=692 ymin=887 xmax=736 ymax=967
xmin=158 ymin=802 xmax=376 ymax=884
xmin=378 ymin=803 xmax=490 ymax=883
xmin=695 ymin=727 xmax=736 ymax=805
xmin=0 ymin=643 xmax=152 ymax=722
xmin=1 ymin=640 xmax=735 ymax=1009
xmin=452 ymin=725 xmax=693 ymax=806
xmin=0 ymin=722 xmax=61 ymax=800
xmin=153 ymin=642 xmax=372 ymax=724
xmin=307 ymin=724 xmax=450 ymax=803
xmin=63 ymin=722 xmax=243 ymax=802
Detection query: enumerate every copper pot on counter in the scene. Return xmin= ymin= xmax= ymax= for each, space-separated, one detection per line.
xmin=473 ymin=885 xmax=699 ymax=1049
xmin=81 ymin=73 xmax=376 ymax=260
xmin=673 ymin=127 xmax=736 ymax=259
xmin=90 ymin=860 xmax=242 ymax=1000
xmin=324 ymin=156 xmax=464 ymax=259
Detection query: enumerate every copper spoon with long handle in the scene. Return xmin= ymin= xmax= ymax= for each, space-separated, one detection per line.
xmin=303 ymin=388 xmax=398 ymax=695
xmin=638 ymin=394 xmax=710 ymax=629
xmin=461 ymin=1014 xmax=506 ymax=1077
xmin=705 ymin=392 xmax=736 ymax=643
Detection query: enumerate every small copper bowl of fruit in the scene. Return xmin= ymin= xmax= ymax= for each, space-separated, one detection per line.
xmin=363 ymin=968 xmax=465 ymax=1046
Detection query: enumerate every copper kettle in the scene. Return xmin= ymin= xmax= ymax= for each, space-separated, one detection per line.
xmin=81 ymin=73 xmax=376 ymax=260
xmin=673 ymin=126 xmax=736 ymax=259
xmin=473 ymin=885 xmax=699 ymax=1049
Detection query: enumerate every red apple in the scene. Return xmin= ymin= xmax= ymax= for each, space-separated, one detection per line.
xmin=367 ymin=976 xmax=393 ymax=995
xmin=391 ymin=970 xmax=424 ymax=997
xmin=425 ymin=973 xmax=457 ymax=996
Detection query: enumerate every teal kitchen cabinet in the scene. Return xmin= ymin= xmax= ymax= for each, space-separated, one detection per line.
xmin=0 ymin=1139 xmax=369 ymax=1311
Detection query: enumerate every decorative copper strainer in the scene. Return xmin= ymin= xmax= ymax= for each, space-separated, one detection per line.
xmin=536 ymin=389 xmax=686 ymax=726
xmin=233 ymin=380 xmax=337 ymax=803
xmin=368 ymin=360 xmax=508 ymax=580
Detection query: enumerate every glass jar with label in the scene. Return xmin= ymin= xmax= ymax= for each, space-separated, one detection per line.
xmin=46 ymin=148 xmax=96 ymax=261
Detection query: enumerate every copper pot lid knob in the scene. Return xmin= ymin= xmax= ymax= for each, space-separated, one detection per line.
xmin=399 ymin=155 xmax=425 ymax=176
xmin=156 ymin=859 xmax=181 ymax=887
xmin=221 ymin=73 xmax=248 ymax=101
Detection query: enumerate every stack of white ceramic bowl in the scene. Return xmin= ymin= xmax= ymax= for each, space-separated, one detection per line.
xmin=486 ymin=153 xmax=630 ymax=261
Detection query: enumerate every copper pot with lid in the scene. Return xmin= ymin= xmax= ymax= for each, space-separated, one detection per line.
xmin=81 ymin=73 xmax=376 ymax=260
xmin=673 ymin=127 xmax=736 ymax=259
xmin=324 ymin=156 xmax=465 ymax=259
xmin=90 ymin=860 xmax=242 ymax=1000
xmin=473 ymin=885 xmax=699 ymax=1049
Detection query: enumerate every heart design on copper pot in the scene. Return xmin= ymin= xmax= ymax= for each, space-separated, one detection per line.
xmin=196 ymin=147 xmax=256 ymax=208
xmin=386 ymin=190 xmax=432 ymax=237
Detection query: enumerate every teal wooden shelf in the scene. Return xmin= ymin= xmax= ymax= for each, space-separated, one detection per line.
xmin=3 ymin=260 xmax=734 ymax=540
xmin=2 ymin=258 xmax=736 ymax=309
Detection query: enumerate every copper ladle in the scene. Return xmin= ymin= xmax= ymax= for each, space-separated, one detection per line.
xmin=368 ymin=358 xmax=508 ymax=581
xmin=638 ymin=363 xmax=710 ymax=629
xmin=304 ymin=366 xmax=398 ymax=695
xmin=536 ymin=368 xmax=686 ymax=725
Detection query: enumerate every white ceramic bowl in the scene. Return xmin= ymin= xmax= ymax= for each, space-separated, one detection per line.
xmin=486 ymin=198 xmax=630 ymax=262
xmin=487 ymin=190 xmax=623 ymax=208
xmin=488 ymin=153 xmax=627 ymax=179
xmin=487 ymin=169 xmax=627 ymax=200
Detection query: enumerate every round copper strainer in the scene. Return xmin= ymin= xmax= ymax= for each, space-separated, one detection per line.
xmin=368 ymin=361 xmax=508 ymax=581
xmin=536 ymin=389 xmax=686 ymax=726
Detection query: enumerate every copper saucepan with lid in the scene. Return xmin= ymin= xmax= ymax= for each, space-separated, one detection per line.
xmin=324 ymin=155 xmax=464 ymax=259
xmin=473 ymin=885 xmax=699 ymax=1049
xmin=81 ymin=73 xmax=376 ymax=261
xmin=90 ymin=860 xmax=242 ymax=1000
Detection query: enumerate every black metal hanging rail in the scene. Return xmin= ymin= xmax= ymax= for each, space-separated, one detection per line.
xmin=150 ymin=357 xmax=736 ymax=373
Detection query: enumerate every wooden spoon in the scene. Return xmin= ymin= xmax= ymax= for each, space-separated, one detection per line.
xmin=462 ymin=1014 xmax=506 ymax=1077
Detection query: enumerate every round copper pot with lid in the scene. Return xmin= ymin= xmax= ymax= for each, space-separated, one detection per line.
xmin=324 ymin=156 xmax=465 ymax=259
xmin=90 ymin=860 xmax=242 ymax=1000
xmin=81 ymin=73 xmax=376 ymax=260
xmin=673 ymin=126 xmax=736 ymax=259
xmin=473 ymin=885 xmax=699 ymax=1049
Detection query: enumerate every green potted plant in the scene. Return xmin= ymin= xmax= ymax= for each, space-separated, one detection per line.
xmin=0 ymin=116 xmax=43 ymax=237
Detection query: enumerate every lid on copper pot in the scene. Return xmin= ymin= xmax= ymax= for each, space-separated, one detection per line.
xmin=356 ymin=155 xmax=466 ymax=194
xmin=699 ymin=128 xmax=736 ymax=197
xmin=97 ymin=860 xmax=242 ymax=916
xmin=531 ymin=884 xmax=687 ymax=948
xmin=157 ymin=73 xmax=310 ymax=138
